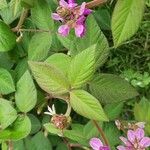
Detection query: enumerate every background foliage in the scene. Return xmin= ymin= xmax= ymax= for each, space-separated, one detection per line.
xmin=0 ymin=0 xmax=150 ymax=149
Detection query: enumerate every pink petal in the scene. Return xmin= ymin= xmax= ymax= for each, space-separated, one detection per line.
xmin=120 ymin=137 xmax=132 ymax=146
xmin=139 ymin=137 xmax=150 ymax=148
xmin=58 ymin=25 xmax=70 ymax=36
xmin=127 ymin=130 xmax=136 ymax=143
xmin=51 ymin=13 xmax=63 ymax=21
xmin=79 ymin=2 xmax=86 ymax=15
xmin=59 ymin=0 xmax=69 ymax=8
xmin=83 ymin=8 xmax=92 ymax=15
xmin=89 ymin=138 xmax=103 ymax=150
xmin=117 ymin=146 xmax=126 ymax=150
xmin=134 ymin=128 xmax=144 ymax=140
xmin=68 ymin=3 xmax=77 ymax=8
xmin=68 ymin=0 xmax=75 ymax=3
xmin=75 ymin=24 xmax=84 ymax=37
xmin=100 ymin=146 xmax=110 ymax=150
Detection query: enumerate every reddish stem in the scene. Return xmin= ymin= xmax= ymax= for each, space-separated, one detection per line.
xmin=93 ymin=120 xmax=109 ymax=146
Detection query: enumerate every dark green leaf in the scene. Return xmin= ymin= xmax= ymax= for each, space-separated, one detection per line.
xmin=89 ymin=74 xmax=138 ymax=104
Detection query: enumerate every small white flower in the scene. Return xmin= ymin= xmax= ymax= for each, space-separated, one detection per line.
xmin=44 ymin=104 xmax=56 ymax=116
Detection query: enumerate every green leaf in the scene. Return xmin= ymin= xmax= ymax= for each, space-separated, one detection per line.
xmin=70 ymin=90 xmax=108 ymax=121
xmin=134 ymin=97 xmax=150 ymax=135
xmin=10 ymin=0 xmax=21 ymax=17
xmin=28 ymin=32 xmax=52 ymax=61
xmin=0 ymin=0 xmax=21 ymax=24
xmin=21 ymin=0 xmax=34 ymax=8
xmin=64 ymin=130 xmax=86 ymax=143
xmin=0 ymin=21 xmax=16 ymax=51
xmin=29 ymin=61 xmax=70 ymax=95
xmin=45 ymin=53 xmax=71 ymax=75
xmin=44 ymin=123 xmax=62 ymax=135
xmin=28 ymin=114 xmax=41 ymax=135
xmin=112 ymin=0 xmax=145 ymax=47
xmin=104 ymin=102 xmax=124 ymax=120
xmin=58 ymin=15 xmax=109 ymax=68
xmin=104 ymin=123 xmax=120 ymax=147
xmin=30 ymin=132 xmax=52 ymax=150
xmin=0 ymin=68 xmax=15 ymax=95
xmin=13 ymin=140 xmax=25 ymax=150
xmin=89 ymin=74 xmax=138 ymax=104
xmin=83 ymin=120 xmax=102 ymax=140
xmin=0 ymin=115 xmax=31 ymax=140
xmin=15 ymin=70 xmax=37 ymax=113
xmin=68 ymin=45 xmax=95 ymax=88
xmin=31 ymin=0 xmax=54 ymax=30
xmin=0 ymin=0 xmax=7 ymax=9
xmin=0 ymin=98 xmax=17 ymax=130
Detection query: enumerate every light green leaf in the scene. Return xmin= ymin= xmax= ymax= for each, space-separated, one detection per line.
xmin=0 ymin=98 xmax=17 ymax=130
xmin=0 ymin=21 xmax=16 ymax=51
xmin=28 ymin=61 xmax=70 ymax=95
xmin=58 ymin=15 xmax=109 ymax=68
xmin=112 ymin=0 xmax=145 ymax=47
xmin=10 ymin=0 xmax=21 ymax=17
xmin=89 ymin=74 xmax=138 ymax=104
xmin=45 ymin=53 xmax=71 ymax=75
xmin=0 ymin=115 xmax=31 ymax=140
xmin=28 ymin=32 xmax=52 ymax=61
xmin=44 ymin=123 xmax=62 ymax=135
xmin=134 ymin=97 xmax=150 ymax=134
xmin=70 ymin=90 xmax=108 ymax=121
xmin=15 ymin=70 xmax=37 ymax=113
xmin=31 ymin=0 xmax=54 ymax=30
xmin=0 ymin=0 xmax=7 ymax=9
xmin=68 ymin=45 xmax=95 ymax=89
xmin=0 ymin=68 xmax=15 ymax=95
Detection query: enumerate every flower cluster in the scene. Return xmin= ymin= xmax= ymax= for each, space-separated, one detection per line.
xmin=52 ymin=0 xmax=92 ymax=37
xmin=117 ymin=128 xmax=150 ymax=150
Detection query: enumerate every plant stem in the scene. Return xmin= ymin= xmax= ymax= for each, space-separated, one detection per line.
xmin=65 ymin=102 xmax=72 ymax=117
xmin=19 ymin=28 xmax=50 ymax=33
xmin=76 ymin=0 xmax=107 ymax=10
xmin=8 ymin=141 xmax=13 ymax=150
xmin=12 ymin=8 xmax=28 ymax=32
xmin=92 ymin=120 xmax=109 ymax=146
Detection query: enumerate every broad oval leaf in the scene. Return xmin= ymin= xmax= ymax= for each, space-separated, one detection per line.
xmin=0 ymin=115 xmax=31 ymax=140
xmin=70 ymin=90 xmax=108 ymax=121
xmin=0 ymin=98 xmax=17 ymax=130
xmin=58 ymin=15 xmax=109 ymax=68
xmin=68 ymin=45 xmax=95 ymax=89
xmin=89 ymin=74 xmax=138 ymax=104
xmin=0 ymin=68 xmax=15 ymax=94
xmin=28 ymin=61 xmax=70 ymax=95
xmin=28 ymin=32 xmax=52 ymax=61
xmin=15 ymin=70 xmax=37 ymax=113
xmin=0 ymin=21 xmax=16 ymax=51
xmin=31 ymin=0 xmax=53 ymax=30
xmin=45 ymin=53 xmax=71 ymax=75
xmin=30 ymin=132 xmax=52 ymax=150
xmin=112 ymin=0 xmax=145 ymax=47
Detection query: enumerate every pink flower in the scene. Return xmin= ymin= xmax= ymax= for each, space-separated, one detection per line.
xmin=51 ymin=0 xmax=92 ymax=37
xmin=90 ymin=138 xmax=110 ymax=150
xmin=117 ymin=128 xmax=150 ymax=150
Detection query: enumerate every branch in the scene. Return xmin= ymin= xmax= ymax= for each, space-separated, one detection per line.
xmin=92 ymin=120 xmax=109 ymax=146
